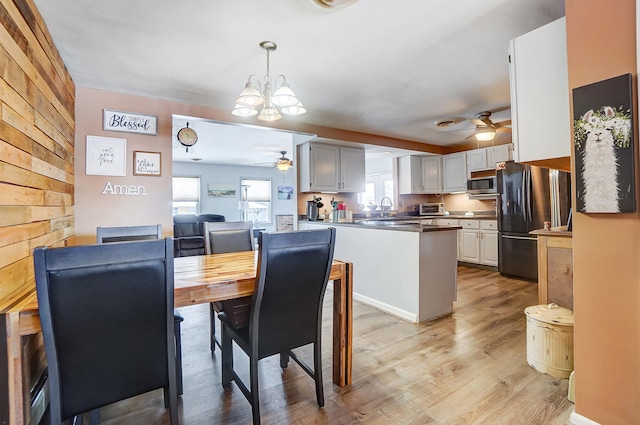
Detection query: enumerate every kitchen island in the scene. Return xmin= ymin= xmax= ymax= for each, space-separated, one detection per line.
xmin=299 ymin=221 xmax=460 ymax=323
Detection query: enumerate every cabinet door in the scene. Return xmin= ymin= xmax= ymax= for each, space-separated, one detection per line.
xmin=460 ymin=229 xmax=480 ymax=263
xmin=509 ymin=18 xmax=570 ymax=163
xmin=309 ymin=144 xmax=340 ymax=191
xmin=397 ymin=156 xmax=422 ymax=194
xmin=421 ymin=156 xmax=442 ymax=193
xmin=443 ymin=152 xmax=467 ymax=193
xmin=488 ymin=144 xmax=512 ymax=166
xmin=480 ymin=230 xmax=498 ymax=266
xmin=340 ymin=147 xmax=365 ymax=192
xmin=467 ymin=149 xmax=488 ymax=172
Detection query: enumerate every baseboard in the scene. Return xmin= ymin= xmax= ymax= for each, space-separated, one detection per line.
xmin=570 ymin=411 xmax=601 ymax=425
xmin=352 ymin=293 xmax=417 ymax=323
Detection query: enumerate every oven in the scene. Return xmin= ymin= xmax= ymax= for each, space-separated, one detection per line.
xmin=419 ymin=203 xmax=445 ymax=215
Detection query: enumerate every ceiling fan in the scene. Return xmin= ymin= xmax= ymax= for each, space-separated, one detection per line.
xmin=256 ymin=151 xmax=293 ymax=171
xmin=434 ymin=109 xmax=512 ymax=143
xmin=467 ymin=111 xmax=512 ymax=142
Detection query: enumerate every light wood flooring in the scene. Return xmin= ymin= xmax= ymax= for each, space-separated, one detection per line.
xmin=60 ymin=266 xmax=575 ymax=425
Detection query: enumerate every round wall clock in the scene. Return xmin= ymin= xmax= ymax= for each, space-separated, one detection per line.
xmin=177 ymin=123 xmax=198 ymax=151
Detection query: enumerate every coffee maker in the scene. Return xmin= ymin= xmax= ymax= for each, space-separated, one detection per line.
xmin=306 ymin=200 xmax=318 ymax=221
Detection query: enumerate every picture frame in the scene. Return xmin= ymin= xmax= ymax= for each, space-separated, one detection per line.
xmin=207 ymin=183 xmax=236 ymax=198
xmin=573 ymin=73 xmax=635 ymax=213
xmin=103 ymin=109 xmax=158 ymax=135
xmin=277 ymin=186 xmax=293 ymax=200
xmin=85 ymin=135 xmax=127 ymax=176
xmin=133 ymin=151 xmax=162 ymax=176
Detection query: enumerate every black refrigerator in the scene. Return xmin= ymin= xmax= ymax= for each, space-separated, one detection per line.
xmin=497 ymin=161 xmax=571 ymax=281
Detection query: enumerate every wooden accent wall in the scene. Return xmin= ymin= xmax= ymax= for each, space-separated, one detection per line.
xmin=0 ymin=1 xmax=74 ymax=422
xmin=0 ymin=0 xmax=75 ymax=298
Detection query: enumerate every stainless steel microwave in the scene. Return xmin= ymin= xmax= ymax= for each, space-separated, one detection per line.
xmin=466 ymin=176 xmax=497 ymax=195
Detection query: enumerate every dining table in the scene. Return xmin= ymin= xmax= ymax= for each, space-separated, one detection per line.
xmin=0 ymin=251 xmax=353 ymax=425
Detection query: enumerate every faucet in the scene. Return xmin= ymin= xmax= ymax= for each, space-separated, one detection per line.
xmin=380 ymin=197 xmax=393 ymax=216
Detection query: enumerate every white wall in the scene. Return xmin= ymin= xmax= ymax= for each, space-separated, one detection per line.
xmin=172 ymin=161 xmax=297 ymax=231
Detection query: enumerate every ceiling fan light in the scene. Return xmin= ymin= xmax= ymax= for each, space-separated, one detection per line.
xmin=475 ymin=126 xmax=496 ymax=142
xmin=276 ymin=160 xmax=291 ymax=171
xmin=236 ymin=81 xmax=264 ymax=107
xmin=280 ymin=102 xmax=307 ymax=116
xmin=232 ymin=104 xmax=259 ymax=117
xmin=271 ymin=83 xmax=299 ymax=107
xmin=257 ymin=105 xmax=282 ymax=121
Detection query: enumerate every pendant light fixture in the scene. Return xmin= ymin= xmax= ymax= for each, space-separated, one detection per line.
xmin=275 ymin=151 xmax=293 ymax=171
xmin=232 ymin=41 xmax=306 ymax=121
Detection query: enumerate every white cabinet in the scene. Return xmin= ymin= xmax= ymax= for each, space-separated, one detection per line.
xmin=458 ymin=219 xmax=498 ymax=266
xmin=467 ymin=149 xmax=488 ymax=172
xmin=509 ymin=17 xmax=570 ymax=163
xmin=442 ymin=152 xmax=467 ymax=193
xmin=488 ymin=144 xmax=512 ymax=165
xmin=299 ymin=142 xmax=365 ymax=193
xmin=460 ymin=220 xmax=480 ymax=263
xmin=479 ymin=220 xmax=498 ymax=266
xmin=467 ymin=144 xmax=513 ymax=172
xmin=398 ymin=155 xmax=442 ymax=194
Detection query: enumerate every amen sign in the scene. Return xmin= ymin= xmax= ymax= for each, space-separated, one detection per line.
xmin=102 ymin=181 xmax=149 ymax=196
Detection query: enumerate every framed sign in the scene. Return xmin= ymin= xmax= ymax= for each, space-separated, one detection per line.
xmin=103 ymin=109 xmax=158 ymax=135
xmin=86 ymin=135 xmax=126 ymax=176
xmin=133 ymin=151 xmax=162 ymax=176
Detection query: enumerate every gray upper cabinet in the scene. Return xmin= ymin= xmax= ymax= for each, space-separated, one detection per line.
xmin=509 ymin=17 xmax=570 ymax=163
xmin=467 ymin=144 xmax=513 ymax=172
xmin=398 ymin=155 xmax=443 ymax=194
xmin=299 ymin=142 xmax=365 ymax=193
xmin=442 ymin=152 xmax=467 ymax=193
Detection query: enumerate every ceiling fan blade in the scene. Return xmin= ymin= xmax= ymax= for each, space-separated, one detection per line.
xmin=496 ymin=127 xmax=512 ymax=134
xmin=495 ymin=120 xmax=511 ymax=129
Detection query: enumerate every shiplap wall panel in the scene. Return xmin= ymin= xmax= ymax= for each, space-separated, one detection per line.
xmin=0 ymin=0 xmax=75 ymax=304
xmin=1 ymin=0 xmax=75 ymax=420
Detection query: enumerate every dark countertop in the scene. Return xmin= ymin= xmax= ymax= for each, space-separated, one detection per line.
xmin=301 ymin=220 xmax=461 ymax=233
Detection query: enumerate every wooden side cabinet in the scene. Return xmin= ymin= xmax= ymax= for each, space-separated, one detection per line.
xmin=531 ymin=228 xmax=573 ymax=310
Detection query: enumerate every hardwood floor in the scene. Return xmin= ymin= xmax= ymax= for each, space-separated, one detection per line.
xmin=65 ymin=266 xmax=575 ymax=424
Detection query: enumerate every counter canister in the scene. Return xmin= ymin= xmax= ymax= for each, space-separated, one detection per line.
xmin=524 ymin=303 xmax=574 ymax=379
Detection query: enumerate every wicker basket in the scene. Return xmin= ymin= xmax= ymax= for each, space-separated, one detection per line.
xmin=525 ymin=303 xmax=574 ymax=379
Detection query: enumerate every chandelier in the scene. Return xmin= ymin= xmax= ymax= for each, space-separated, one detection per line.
xmin=232 ymin=41 xmax=306 ymax=121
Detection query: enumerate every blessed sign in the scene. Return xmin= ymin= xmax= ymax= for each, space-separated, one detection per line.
xmin=103 ymin=109 xmax=158 ymax=135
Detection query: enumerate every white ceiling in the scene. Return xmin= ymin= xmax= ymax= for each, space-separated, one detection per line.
xmin=33 ymin=0 xmax=564 ymax=166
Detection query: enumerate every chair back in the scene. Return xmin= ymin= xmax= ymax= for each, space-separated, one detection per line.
xmin=33 ymin=239 xmax=176 ymax=422
xmin=96 ymin=224 xmax=161 ymax=243
xmin=197 ymin=214 xmax=225 ymax=234
xmin=173 ymin=214 xmax=200 ymax=237
xmin=251 ymin=228 xmax=335 ymax=359
xmin=204 ymin=221 xmax=255 ymax=255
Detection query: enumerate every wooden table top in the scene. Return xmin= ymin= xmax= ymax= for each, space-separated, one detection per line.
xmin=4 ymin=251 xmax=349 ymax=326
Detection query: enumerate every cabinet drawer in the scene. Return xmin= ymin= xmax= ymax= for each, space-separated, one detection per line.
xmin=436 ymin=219 xmax=459 ymax=226
xmin=460 ymin=219 xmax=480 ymax=229
xmin=480 ymin=220 xmax=498 ymax=230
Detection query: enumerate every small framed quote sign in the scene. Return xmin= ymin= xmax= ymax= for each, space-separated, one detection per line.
xmin=133 ymin=151 xmax=162 ymax=176
xmin=103 ymin=109 xmax=158 ymax=135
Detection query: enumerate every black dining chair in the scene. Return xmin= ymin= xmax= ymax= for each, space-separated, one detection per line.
xmin=96 ymin=225 xmax=184 ymax=396
xmin=33 ymin=239 xmax=179 ymax=425
xmin=203 ymin=221 xmax=255 ymax=352
xmin=220 ymin=228 xmax=336 ymax=425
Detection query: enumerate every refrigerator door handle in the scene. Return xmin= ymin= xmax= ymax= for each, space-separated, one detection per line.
xmin=501 ymin=235 xmax=537 ymax=241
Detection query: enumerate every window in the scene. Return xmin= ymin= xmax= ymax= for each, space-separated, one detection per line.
xmin=173 ymin=176 xmax=200 ymax=215
xmin=240 ymin=178 xmax=271 ymax=224
xmin=358 ymin=173 xmax=394 ymax=209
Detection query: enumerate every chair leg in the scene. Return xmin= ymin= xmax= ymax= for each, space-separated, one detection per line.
xmin=280 ymin=352 xmax=290 ymax=369
xmin=89 ymin=409 xmax=100 ymax=425
xmin=221 ymin=324 xmax=233 ymax=389
xmin=174 ymin=317 xmax=184 ymax=395
xmin=210 ymin=303 xmax=222 ymax=352
xmin=250 ymin=355 xmax=261 ymax=425
xmin=313 ymin=342 xmax=325 ymax=407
